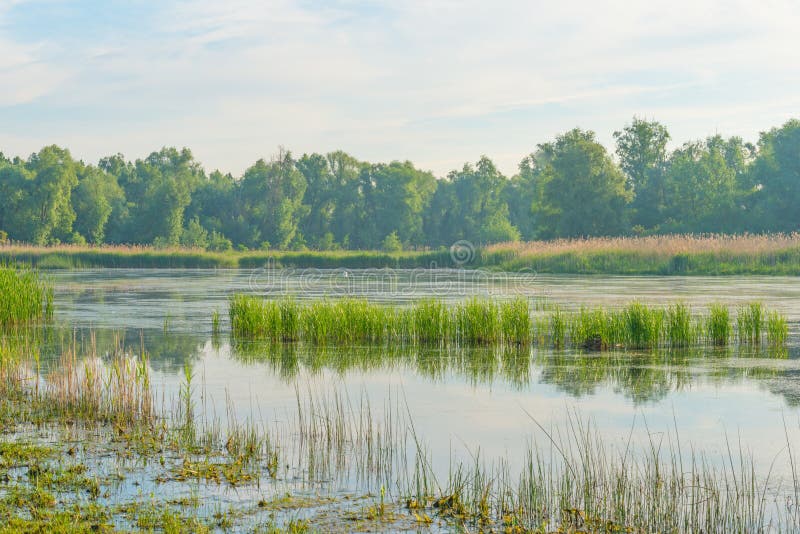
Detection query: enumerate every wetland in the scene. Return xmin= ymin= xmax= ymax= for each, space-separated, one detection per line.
xmin=2 ymin=267 xmax=800 ymax=532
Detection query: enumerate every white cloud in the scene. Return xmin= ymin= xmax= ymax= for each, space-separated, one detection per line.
xmin=0 ymin=0 xmax=798 ymax=175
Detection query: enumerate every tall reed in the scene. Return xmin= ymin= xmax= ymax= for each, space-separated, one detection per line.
xmin=707 ymin=304 xmax=732 ymax=346
xmin=737 ymin=302 xmax=764 ymax=344
xmin=766 ymin=311 xmax=789 ymax=346
xmin=229 ymin=295 xmax=789 ymax=351
xmin=666 ymin=302 xmax=693 ymax=347
xmin=0 ymin=265 xmax=53 ymax=328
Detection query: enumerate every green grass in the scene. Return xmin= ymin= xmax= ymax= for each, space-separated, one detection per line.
xmin=229 ymin=296 xmax=790 ymax=350
xmin=767 ymin=310 xmax=789 ymax=346
xmin=0 ymin=244 xmax=454 ymax=270
xmin=0 ymin=265 xmax=53 ymax=328
xmin=6 ymin=234 xmax=800 ymax=274
xmin=667 ymin=302 xmax=694 ymax=347
xmin=737 ymin=302 xmax=765 ymax=344
xmin=707 ymin=304 xmax=732 ymax=346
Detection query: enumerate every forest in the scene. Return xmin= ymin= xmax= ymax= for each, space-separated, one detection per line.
xmin=1 ymin=117 xmax=798 ymax=251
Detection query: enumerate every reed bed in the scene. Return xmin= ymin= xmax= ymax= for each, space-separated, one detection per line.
xmin=0 ymin=265 xmax=53 ymax=328
xmin=229 ymin=295 xmax=790 ymax=351
xmin=485 ymin=233 xmax=800 ymax=274
xmin=5 ymin=234 xmax=800 ymax=273
xmin=0 ymin=338 xmax=154 ymax=426
xmin=0 ymin=243 xmax=450 ymax=269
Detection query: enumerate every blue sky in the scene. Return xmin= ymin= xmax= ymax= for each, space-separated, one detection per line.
xmin=1 ymin=0 xmax=798 ymax=177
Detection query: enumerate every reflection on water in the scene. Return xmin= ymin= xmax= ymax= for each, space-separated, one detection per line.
xmin=22 ymin=269 xmax=800 ymax=482
xmin=39 ymin=326 xmax=800 ymax=407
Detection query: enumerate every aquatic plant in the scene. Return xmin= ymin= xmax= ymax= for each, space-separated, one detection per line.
xmin=0 ymin=265 xmax=53 ymax=328
xmin=549 ymin=307 xmax=566 ymax=348
xmin=706 ymin=304 xmax=731 ymax=346
xmin=621 ymin=301 xmax=664 ymax=349
xmin=737 ymin=301 xmax=765 ymax=344
xmin=499 ymin=297 xmax=531 ymax=346
xmin=229 ymin=295 xmax=789 ymax=350
xmin=666 ymin=302 xmax=694 ymax=347
xmin=766 ymin=310 xmax=789 ymax=347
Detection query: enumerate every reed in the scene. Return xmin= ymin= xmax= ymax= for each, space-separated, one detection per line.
xmin=549 ymin=307 xmax=567 ymax=348
xmin=211 ymin=309 xmax=220 ymax=335
xmin=766 ymin=310 xmax=789 ymax=347
xmin=667 ymin=302 xmax=694 ymax=347
xmin=569 ymin=307 xmax=612 ymax=350
xmin=620 ymin=301 xmax=664 ymax=349
xmin=499 ymin=297 xmax=531 ymax=345
xmin=229 ymin=295 xmax=789 ymax=350
xmin=0 ymin=265 xmax=53 ymax=328
xmin=412 ymin=299 xmax=451 ymax=344
xmin=486 ymin=233 xmax=800 ymax=275
xmin=707 ymin=304 xmax=732 ymax=346
xmin=455 ymin=298 xmax=500 ymax=345
xmin=737 ymin=302 xmax=765 ymax=344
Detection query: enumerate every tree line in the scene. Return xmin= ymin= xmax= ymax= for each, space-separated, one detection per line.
xmin=1 ymin=117 xmax=798 ymax=251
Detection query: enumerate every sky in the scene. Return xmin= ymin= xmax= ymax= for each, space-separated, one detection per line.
xmin=1 ymin=0 xmax=799 ymax=178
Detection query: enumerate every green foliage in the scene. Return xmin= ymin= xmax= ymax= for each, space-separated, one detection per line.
xmin=766 ymin=311 xmax=788 ymax=346
xmin=230 ymin=296 xmax=787 ymax=350
xmin=667 ymin=302 xmax=693 ymax=347
xmin=381 ymin=231 xmax=403 ymax=252
xmin=2 ymin=117 xmax=800 ymax=249
xmin=706 ymin=304 xmax=731 ymax=346
xmin=737 ymin=302 xmax=764 ymax=345
xmin=0 ymin=265 xmax=53 ymax=328
xmin=532 ymin=128 xmax=632 ymax=238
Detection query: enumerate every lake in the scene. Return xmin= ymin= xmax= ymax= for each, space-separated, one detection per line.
xmin=45 ymin=269 xmax=800 ymax=483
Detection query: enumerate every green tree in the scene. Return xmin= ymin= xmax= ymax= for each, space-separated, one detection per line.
xmin=13 ymin=146 xmax=79 ymax=244
xmin=240 ymin=149 xmax=308 ymax=249
xmin=72 ymin=164 xmax=124 ymax=244
xmin=661 ymin=136 xmax=744 ymax=232
xmin=381 ymin=231 xmax=403 ymax=252
xmin=750 ymin=119 xmax=800 ymax=232
xmin=359 ymin=161 xmax=436 ymax=248
xmin=131 ymin=148 xmax=202 ymax=245
xmin=425 ymin=156 xmax=519 ymax=246
xmin=532 ymin=129 xmax=631 ymax=238
xmin=180 ymin=217 xmax=209 ymax=248
xmin=614 ymin=118 xmax=670 ymax=231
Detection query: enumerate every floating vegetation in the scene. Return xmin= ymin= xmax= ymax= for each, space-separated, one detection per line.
xmin=230 ymin=295 xmax=790 ymax=350
xmin=0 ymin=265 xmax=53 ymax=328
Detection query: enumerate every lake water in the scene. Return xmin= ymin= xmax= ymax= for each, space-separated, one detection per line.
xmin=42 ymin=268 xmax=800 ymax=488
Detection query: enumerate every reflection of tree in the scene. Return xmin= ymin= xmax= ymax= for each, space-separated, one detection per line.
xmin=228 ymin=341 xmax=795 ymax=406
xmin=11 ymin=327 xmax=800 ymax=407
xmin=37 ymin=326 xmax=205 ymax=373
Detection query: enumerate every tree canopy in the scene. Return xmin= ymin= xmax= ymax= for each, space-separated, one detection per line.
xmin=1 ymin=117 xmax=799 ymax=249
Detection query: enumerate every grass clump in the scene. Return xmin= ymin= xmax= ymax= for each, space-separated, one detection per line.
xmin=666 ymin=302 xmax=693 ymax=347
xmin=412 ymin=299 xmax=452 ymax=344
xmin=737 ymin=302 xmax=765 ymax=344
xmin=706 ymin=304 xmax=731 ymax=346
xmin=767 ymin=310 xmax=789 ymax=346
xmin=230 ymin=295 xmax=790 ymax=351
xmin=0 ymin=265 xmax=53 ymax=328
xmin=499 ymin=298 xmax=531 ymax=346
xmin=456 ymin=298 xmax=500 ymax=345
xmin=620 ymin=301 xmax=664 ymax=349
